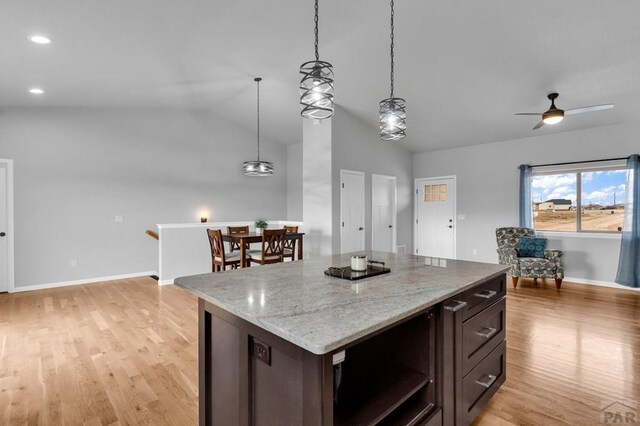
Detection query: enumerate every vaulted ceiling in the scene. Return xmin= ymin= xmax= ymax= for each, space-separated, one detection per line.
xmin=2 ymin=0 xmax=640 ymax=152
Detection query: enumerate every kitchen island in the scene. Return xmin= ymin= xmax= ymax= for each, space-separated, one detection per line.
xmin=176 ymin=252 xmax=508 ymax=426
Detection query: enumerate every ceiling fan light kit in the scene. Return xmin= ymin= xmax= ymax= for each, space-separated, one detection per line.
xmin=516 ymin=92 xmax=614 ymax=130
xmin=299 ymin=0 xmax=334 ymax=120
xmin=379 ymin=0 xmax=406 ymax=141
xmin=243 ymin=77 xmax=274 ymax=177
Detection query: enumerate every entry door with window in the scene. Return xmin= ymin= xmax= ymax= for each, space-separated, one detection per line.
xmin=341 ymin=170 xmax=365 ymax=253
xmin=372 ymin=174 xmax=396 ymax=253
xmin=416 ymin=177 xmax=456 ymax=259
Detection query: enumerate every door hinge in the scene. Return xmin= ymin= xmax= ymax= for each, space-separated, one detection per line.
xmin=342 ymin=183 xmax=344 ymax=189
xmin=416 ymin=219 xmax=418 ymax=224
xmin=416 ymin=189 xmax=418 ymax=194
xmin=416 ymin=249 xmax=418 ymax=254
xmin=342 ymin=221 xmax=344 ymax=227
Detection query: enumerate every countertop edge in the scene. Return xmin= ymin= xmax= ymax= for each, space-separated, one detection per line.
xmin=175 ymin=267 xmax=509 ymax=355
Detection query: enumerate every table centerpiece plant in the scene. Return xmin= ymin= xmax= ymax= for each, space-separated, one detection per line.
xmin=255 ymin=219 xmax=268 ymax=235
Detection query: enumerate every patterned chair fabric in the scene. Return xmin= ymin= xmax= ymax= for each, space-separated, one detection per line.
xmin=495 ymin=227 xmax=564 ymax=280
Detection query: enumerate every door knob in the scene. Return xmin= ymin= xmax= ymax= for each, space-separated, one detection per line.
xmin=358 ymin=227 xmax=364 ymax=231
xmin=0 ymin=232 xmax=5 ymax=237
xmin=448 ymin=225 xmax=453 ymax=229
xmin=388 ymin=225 xmax=393 ymax=228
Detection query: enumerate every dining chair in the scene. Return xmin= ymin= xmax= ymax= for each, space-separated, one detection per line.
xmin=207 ymin=229 xmax=250 ymax=271
xmin=283 ymin=225 xmax=298 ymax=262
xmin=249 ymin=228 xmax=286 ymax=265
xmin=227 ymin=226 xmax=249 ymax=253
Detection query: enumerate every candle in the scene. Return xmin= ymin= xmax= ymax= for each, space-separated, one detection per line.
xmin=351 ymin=255 xmax=368 ymax=272
xmin=201 ymin=217 xmax=208 ymax=223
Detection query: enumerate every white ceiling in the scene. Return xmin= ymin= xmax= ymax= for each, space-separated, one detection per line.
xmin=2 ymin=0 xmax=640 ymax=153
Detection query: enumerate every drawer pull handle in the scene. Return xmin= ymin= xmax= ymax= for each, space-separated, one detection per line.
xmin=474 ymin=289 xmax=497 ymax=299
xmin=444 ymin=300 xmax=467 ymax=312
xmin=475 ymin=327 xmax=498 ymax=339
xmin=475 ymin=373 xmax=497 ymax=388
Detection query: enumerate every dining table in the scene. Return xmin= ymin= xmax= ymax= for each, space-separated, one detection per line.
xmin=221 ymin=231 xmax=305 ymax=268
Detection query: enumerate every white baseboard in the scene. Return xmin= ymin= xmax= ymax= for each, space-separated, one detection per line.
xmin=564 ymin=276 xmax=639 ymax=291
xmin=11 ymin=271 xmax=158 ymax=293
xmin=159 ymin=279 xmax=174 ymax=286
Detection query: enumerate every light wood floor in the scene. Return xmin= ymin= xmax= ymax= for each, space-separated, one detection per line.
xmin=1 ymin=277 xmax=638 ymax=425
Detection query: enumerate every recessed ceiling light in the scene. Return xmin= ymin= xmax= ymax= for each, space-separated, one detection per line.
xmin=29 ymin=88 xmax=44 ymax=94
xmin=29 ymin=35 xmax=52 ymax=44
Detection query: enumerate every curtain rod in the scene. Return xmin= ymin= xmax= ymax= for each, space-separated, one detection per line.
xmin=517 ymin=156 xmax=631 ymax=169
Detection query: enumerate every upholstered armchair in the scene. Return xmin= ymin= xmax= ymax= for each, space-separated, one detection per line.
xmin=495 ymin=227 xmax=564 ymax=289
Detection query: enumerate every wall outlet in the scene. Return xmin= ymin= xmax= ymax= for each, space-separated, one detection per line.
xmin=472 ymin=249 xmax=478 ymax=256
xmin=115 ymin=215 xmax=124 ymax=223
xmin=70 ymin=259 xmax=77 ymax=268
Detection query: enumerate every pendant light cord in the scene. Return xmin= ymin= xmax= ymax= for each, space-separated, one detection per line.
xmin=256 ymin=78 xmax=261 ymax=161
xmin=390 ymin=0 xmax=395 ymax=98
xmin=314 ymin=0 xmax=320 ymax=61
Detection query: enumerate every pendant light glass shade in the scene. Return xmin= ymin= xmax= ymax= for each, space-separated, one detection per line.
xmin=299 ymin=0 xmax=334 ymax=119
xmin=243 ymin=77 xmax=274 ymax=177
xmin=379 ymin=97 xmax=406 ymax=141
xmin=379 ymin=0 xmax=406 ymax=141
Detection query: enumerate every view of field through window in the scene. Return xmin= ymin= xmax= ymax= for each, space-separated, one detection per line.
xmin=531 ymin=170 xmax=626 ymax=232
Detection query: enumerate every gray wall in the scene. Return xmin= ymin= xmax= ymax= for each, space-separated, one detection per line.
xmin=0 ymin=107 xmax=288 ymax=288
xmin=287 ymin=143 xmax=303 ymax=221
xmin=332 ymin=107 xmax=414 ymax=255
xmin=413 ymin=121 xmax=640 ymax=284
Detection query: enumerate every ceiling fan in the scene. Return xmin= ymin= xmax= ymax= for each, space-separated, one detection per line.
xmin=516 ymin=93 xmax=614 ymax=130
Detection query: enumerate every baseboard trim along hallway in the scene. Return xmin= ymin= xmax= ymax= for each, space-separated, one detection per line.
xmin=10 ymin=271 xmax=158 ymax=293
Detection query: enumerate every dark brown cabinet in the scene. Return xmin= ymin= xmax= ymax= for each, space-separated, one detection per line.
xmin=198 ymin=273 xmax=506 ymax=425
xmin=442 ymin=274 xmax=507 ymax=425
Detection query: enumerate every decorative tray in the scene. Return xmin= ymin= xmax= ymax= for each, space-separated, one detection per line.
xmin=324 ymin=260 xmax=391 ymax=281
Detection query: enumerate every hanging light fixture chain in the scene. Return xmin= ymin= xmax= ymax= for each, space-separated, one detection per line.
xmin=314 ymin=0 xmax=320 ymax=61
xmin=390 ymin=0 xmax=395 ymax=98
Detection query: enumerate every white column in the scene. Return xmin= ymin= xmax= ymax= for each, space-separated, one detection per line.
xmin=303 ymin=118 xmax=333 ymax=257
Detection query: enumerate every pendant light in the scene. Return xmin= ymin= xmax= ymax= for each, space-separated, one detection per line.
xmin=299 ymin=0 xmax=334 ymax=120
xmin=379 ymin=0 xmax=406 ymax=141
xmin=243 ymin=77 xmax=274 ymax=176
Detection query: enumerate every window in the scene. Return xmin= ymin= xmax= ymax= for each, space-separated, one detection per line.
xmin=531 ymin=165 xmax=626 ymax=233
xmin=424 ymin=184 xmax=447 ymax=202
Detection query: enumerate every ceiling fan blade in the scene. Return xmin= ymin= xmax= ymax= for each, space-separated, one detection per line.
xmin=515 ymin=113 xmax=541 ymax=116
xmin=532 ymin=121 xmax=545 ymax=130
xmin=565 ymin=104 xmax=614 ymax=115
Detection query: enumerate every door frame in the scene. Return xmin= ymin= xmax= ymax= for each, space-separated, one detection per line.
xmin=0 ymin=159 xmax=15 ymax=292
xmin=414 ymin=175 xmax=457 ymax=259
xmin=340 ymin=169 xmax=365 ymax=253
xmin=371 ymin=174 xmax=397 ymax=253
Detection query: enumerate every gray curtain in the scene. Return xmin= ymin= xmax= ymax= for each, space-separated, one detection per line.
xmin=616 ymin=154 xmax=639 ymax=287
xmin=519 ymin=165 xmax=532 ymax=228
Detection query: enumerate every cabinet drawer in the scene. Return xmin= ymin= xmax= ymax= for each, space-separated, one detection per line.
xmin=462 ymin=340 xmax=506 ymax=425
xmin=463 ymin=274 xmax=506 ymax=321
xmin=462 ymin=298 xmax=506 ymax=375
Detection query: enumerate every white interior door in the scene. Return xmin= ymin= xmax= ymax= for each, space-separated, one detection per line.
xmin=0 ymin=163 xmax=8 ymax=292
xmin=372 ymin=174 xmax=396 ymax=253
xmin=416 ymin=177 xmax=456 ymax=259
xmin=341 ymin=170 xmax=365 ymax=253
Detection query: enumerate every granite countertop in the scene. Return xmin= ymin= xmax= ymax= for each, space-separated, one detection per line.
xmin=175 ymin=252 xmax=508 ymax=355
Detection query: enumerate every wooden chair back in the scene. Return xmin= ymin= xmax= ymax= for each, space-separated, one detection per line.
xmin=262 ymin=228 xmax=286 ymax=261
xmin=228 ymin=226 xmax=249 ymax=252
xmin=284 ymin=225 xmax=298 ymax=251
xmin=207 ymin=229 xmax=225 ymax=268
